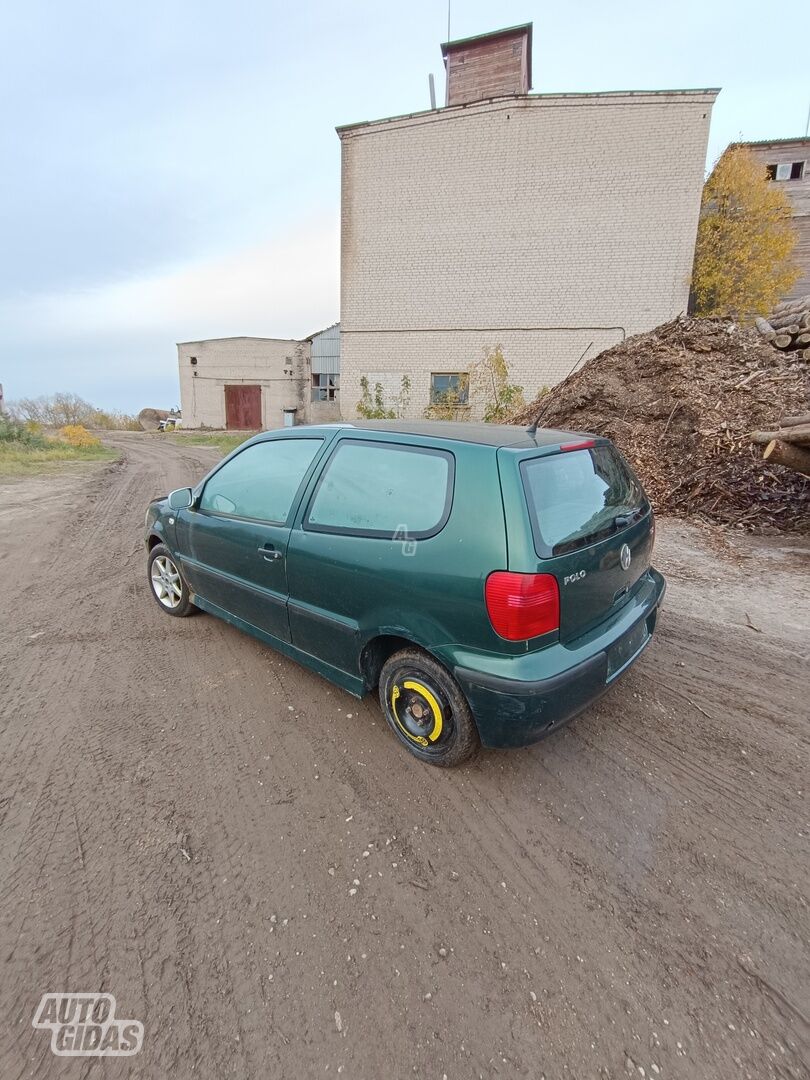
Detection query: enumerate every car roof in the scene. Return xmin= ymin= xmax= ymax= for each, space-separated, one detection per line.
xmin=293 ymin=420 xmax=590 ymax=449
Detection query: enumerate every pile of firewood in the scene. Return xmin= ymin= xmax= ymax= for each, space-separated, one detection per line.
xmin=755 ymin=295 xmax=810 ymax=357
xmin=751 ymin=412 xmax=810 ymax=477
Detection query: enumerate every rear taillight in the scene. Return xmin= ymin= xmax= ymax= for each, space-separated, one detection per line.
xmin=485 ymin=572 xmax=560 ymax=640
xmin=559 ymin=439 xmax=596 ymax=452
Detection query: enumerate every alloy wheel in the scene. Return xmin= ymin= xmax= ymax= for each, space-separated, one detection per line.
xmin=150 ymin=554 xmax=183 ymax=609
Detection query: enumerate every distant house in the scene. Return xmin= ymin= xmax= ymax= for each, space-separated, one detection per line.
xmin=734 ymin=138 xmax=810 ymax=299
xmin=336 ymin=22 xmax=718 ymax=420
xmin=177 ymin=327 xmax=340 ymax=430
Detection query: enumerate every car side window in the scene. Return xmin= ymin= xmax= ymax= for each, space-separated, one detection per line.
xmin=199 ymin=439 xmax=322 ymax=523
xmin=304 ymin=439 xmax=453 ymax=538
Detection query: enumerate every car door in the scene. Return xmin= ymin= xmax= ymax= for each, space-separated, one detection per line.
xmin=285 ymin=437 xmax=457 ymax=674
xmin=177 ymin=436 xmax=324 ymax=641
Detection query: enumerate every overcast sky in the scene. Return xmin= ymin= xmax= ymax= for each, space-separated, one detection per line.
xmin=1 ymin=0 xmax=807 ymax=412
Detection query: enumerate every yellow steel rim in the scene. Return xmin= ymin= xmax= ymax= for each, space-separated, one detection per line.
xmin=391 ymin=680 xmax=444 ymax=746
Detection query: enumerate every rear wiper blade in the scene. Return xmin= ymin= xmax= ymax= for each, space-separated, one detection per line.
xmin=613 ymin=512 xmax=637 ymax=529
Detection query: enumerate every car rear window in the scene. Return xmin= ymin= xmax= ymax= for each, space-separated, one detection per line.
xmin=520 ymin=444 xmax=648 ymax=557
xmin=304 ymin=439 xmax=453 ymax=538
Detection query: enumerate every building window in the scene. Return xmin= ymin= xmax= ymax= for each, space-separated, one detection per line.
xmin=311 ymin=373 xmax=339 ymax=402
xmin=768 ymin=161 xmax=805 ymax=181
xmin=430 ymin=373 xmax=469 ymax=405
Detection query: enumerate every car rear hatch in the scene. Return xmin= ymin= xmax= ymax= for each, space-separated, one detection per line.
xmin=503 ymin=439 xmax=653 ymax=644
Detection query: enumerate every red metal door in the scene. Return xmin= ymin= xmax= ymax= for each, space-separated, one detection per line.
xmin=224 ymin=385 xmax=262 ymax=430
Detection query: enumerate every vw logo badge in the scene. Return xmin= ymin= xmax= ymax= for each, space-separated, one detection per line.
xmin=620 ymin=543 xmax=632 ymax=571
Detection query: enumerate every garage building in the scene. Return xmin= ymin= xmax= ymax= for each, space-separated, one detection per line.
xmin=178 ymin=327 xmax=340 ymax=430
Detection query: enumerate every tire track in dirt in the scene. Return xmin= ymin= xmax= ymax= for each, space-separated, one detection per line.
xmin=0 ymin=436 xmax=223 ymax=1077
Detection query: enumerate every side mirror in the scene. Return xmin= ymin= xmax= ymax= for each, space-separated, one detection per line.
xmin=168 ymin=487 xmax=193 ymax=510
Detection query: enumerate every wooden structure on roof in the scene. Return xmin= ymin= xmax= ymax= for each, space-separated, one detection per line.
xmin=441 ymin=24 xmax=532 ymax=107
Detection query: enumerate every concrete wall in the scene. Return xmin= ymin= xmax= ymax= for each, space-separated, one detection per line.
xmin=338 ymin=90 xmax=717 ymax=421
xmin=745 ymin=140 xmax=810 ymax=300
xmin=178 ymin=337 xmax=309 ymax=429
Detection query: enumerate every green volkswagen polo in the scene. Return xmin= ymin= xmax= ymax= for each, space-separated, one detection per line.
xmin=145 ymin=421 xmax=665 ymax=766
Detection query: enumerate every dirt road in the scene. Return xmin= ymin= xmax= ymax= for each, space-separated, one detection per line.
xmin=1 ymin=433 xmax=807 ymax=1080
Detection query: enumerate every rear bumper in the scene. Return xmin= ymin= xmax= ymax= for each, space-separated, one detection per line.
xmin=450 ymin=568 xmax=666 ymax=748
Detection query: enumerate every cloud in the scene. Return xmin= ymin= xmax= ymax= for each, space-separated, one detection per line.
xmin=0 ymin=211 xmax=340 ymax=408
xmin=5 ymin=211 xmax=338 ymax=347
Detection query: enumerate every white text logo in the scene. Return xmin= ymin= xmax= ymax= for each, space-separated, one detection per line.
xmin=32 ymin=993 xmax=143 ymax=1057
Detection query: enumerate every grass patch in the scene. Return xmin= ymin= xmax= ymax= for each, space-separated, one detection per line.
xmin=167 ymin=431 xmax=257 ymax=455
xmin=0 ymin=441 xmax=119 ymax=478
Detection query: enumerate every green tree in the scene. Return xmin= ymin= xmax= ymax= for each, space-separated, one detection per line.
xmin=469 ymin=345 xmax=525 ymax=422
xmin=356 ymin=375 xmax=411 ymax=419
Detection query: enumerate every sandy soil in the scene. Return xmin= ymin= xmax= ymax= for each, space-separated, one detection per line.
xmin=0 ymin=432 xmax=807 ymax=1080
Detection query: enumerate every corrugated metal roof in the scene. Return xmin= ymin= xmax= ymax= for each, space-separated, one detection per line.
xmin=303 ymin=321 xmax=340 ymax=342
xmin=310 ymin=323 xmax=340 ymax=375
xmin=440 ymin=22 xmax=533 ymax=53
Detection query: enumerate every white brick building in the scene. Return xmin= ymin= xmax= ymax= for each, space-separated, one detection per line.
xmin=337 ymin=24 xmax=718 ymax=420
xmin=178 ymin=336 xmax=308 ymax=430
xmin=178 ymin=325 xmax=341 ymax=430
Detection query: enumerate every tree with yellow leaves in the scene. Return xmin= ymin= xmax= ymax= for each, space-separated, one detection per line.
xmin=691 ymin=145 xmax=800 ymax=319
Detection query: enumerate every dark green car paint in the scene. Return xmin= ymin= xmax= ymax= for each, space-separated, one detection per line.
xmin=145 ymin=421 xmax=666 ymax=748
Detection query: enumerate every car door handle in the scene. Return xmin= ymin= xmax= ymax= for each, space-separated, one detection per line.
xmin=258 ymin=546 xmax=283 ymax=562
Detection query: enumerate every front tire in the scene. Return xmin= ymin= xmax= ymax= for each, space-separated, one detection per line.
xmin=378 ymin=648 xmax=480 ymax=767
xmin=147 ymin=543 xmax=195 ymax=617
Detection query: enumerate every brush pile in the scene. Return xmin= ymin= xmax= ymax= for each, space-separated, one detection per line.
xmin=510 ymin=316 xmax=810 ymax=531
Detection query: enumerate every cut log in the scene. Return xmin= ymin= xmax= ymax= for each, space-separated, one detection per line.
xmin=755 ymin=316 xmax=775 ymax=338
xmin=771 ymin=294 xmax=810 ymax=315
xmin=796 ymin=333 xmax=810 ymax=346
xmin=769 ymin=311 xmax=809 ymax=330
xmin=763 ymin=439 xmax=810 ymax=477
xmin=773 ymin=334 xmax=793 ymax=348
xmin=780 ymin=412 xmax=810 ymax=427
xmin=751 ymin=423 xmax=810 ymax=446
